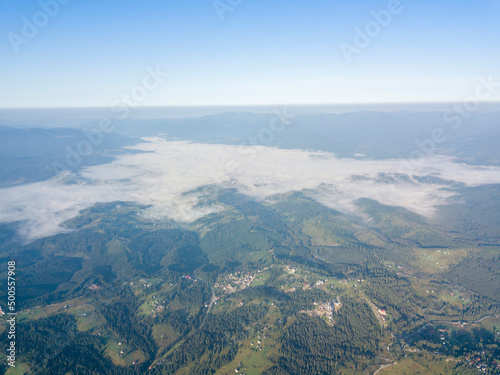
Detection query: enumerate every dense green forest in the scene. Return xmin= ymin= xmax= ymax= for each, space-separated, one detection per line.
xmin=0 ymin=189 xmax=499 ymax=374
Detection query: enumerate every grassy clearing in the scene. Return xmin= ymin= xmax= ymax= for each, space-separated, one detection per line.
xmin=76 ymin=310 xmax=104 ymax=332
xmin=354 ymin=229 xmax=387 ymax=247
xmin=153 ymin=324 xmax=181 ymax=354
xmin=376 ymin=356 xmax=460 ymax=374
xmin=302 ymin=219 xmax=342 ymax=246
xmin=5 ymin=362 xmax=30 ymax=375
xmin=105 ymin=339 xmax=136 ymax=366
xmin=106 ymin=238 xmax=127 ymax=254
xmin=412 ymin=248 xmax=468 ymax=273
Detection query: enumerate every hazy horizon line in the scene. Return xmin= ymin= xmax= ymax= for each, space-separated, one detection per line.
xmin=2 ymin=101 xmax=500 ymax=111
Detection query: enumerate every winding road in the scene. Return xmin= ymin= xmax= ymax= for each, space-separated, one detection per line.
xmin=402 ymin=314 xmax=500 ymax=341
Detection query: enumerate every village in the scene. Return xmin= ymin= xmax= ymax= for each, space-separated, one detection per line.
xmin=214 ymin=271 xmax=257 ymax=295
xmin=300 ymin=297 xmax=343 ymax=325
xmin=464 ymin=354 xmax=500 ymax=372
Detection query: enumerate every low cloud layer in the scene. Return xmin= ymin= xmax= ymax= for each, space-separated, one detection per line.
xmin=2 ymin=137 xmax=500 ymax=242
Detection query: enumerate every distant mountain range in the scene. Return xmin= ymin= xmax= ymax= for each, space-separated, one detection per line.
xmin=2 ymin=110 xmax=499 ymax=187
xmin=0 ymin=126 xmax=139 ymax=187
xmin=78 ymin=110 xmax=500 ymax=163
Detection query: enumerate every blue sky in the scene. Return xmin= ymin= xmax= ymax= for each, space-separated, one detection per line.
xmin=1 ymin=0 xmax=500 ymax=108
